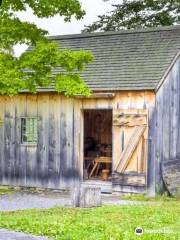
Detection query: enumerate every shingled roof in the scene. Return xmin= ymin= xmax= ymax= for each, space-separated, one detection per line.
xmin=44 ymin=26 xmax=180 ymax=91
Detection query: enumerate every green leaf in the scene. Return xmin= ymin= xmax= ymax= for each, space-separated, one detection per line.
xmin=0 ymin=0 xmax=93 ymax=96
xmin=83 ymin=0 xmax=180 ymax=33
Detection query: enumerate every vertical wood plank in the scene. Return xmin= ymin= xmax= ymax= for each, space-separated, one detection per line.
xmin=65 ymin=97 xmax=74 ymax=188
xmin=18 ymin=94 xmax=27 ymax=187
xmin=0 ymin=96 xmax=5 ymax=184
xmin=73 ymin=99 xmax=82 ymax=186
xmin=4 ymin=96 xmax=16 ymax=185
xmin=52 ymin=94 xmax=61 ymax=188
xmin=59 ymin=96 xmax=68 ymax=188
xmin=25 ymin=94 xmax=38 ymax=187
xmin=37 ymin=93 xmax=49 ymax=188
xmin=176 ymin=59 xmax=180 ymax=157
xmin=14 ymin=95 xmax=22 ymax=186
xmin=47 ymin=94 xmax=56 ymax=188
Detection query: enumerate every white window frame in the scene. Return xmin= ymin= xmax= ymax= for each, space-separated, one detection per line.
xmin=21 ymin=117 xmax=38 ymax=145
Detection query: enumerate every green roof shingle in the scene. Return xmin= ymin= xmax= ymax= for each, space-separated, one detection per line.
xmin=42 ymin=26 xmax=180 ymax=91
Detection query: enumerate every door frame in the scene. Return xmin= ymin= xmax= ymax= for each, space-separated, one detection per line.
xmin=81 ymin=108 xmax=113 ymax=181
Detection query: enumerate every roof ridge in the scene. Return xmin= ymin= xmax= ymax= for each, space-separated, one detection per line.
xmin=48 ymin=25 xmax=180 ymax=40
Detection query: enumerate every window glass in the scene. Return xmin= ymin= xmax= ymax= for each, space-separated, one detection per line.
xmin=21 ymin=118 xmax=38 ymax=144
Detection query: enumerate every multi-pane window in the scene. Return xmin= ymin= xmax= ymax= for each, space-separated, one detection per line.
xmin=21 ymin=118 xmax=38 ymax=144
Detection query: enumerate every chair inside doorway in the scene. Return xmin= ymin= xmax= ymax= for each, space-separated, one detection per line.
xmin=83 ymin=109 xmax=112 ymax=181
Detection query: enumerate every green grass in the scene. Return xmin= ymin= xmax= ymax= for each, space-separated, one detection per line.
xmin=0 ymin=186 xmax=17 ymax=195
xmin=121 ymin=193 xmax=177 ymax=202
xmin=0 ymin=202 xmax=180 ymax=240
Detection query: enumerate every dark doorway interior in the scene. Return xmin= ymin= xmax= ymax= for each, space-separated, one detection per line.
xmin=83 ymin=109 xmax=112 ymax=181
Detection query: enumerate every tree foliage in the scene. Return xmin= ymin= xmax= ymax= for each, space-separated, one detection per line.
xmin=83 ymin=0 xmax=180 ymax=33
xmin=0 ymin=0 xmax=93 ymax=96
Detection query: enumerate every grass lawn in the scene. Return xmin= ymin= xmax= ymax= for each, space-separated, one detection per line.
xmin=0 ymin=201 xmax=180 ymax=240
xmin=0 ymin=186 xmax=17 ymax=195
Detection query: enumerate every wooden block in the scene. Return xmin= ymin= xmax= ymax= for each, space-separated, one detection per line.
xmin=72 ymin=186 xmax=102 ymax=208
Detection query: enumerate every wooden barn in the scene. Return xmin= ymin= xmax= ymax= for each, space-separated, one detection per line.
xmin=0 ymin=26 xmax=180 ymax=196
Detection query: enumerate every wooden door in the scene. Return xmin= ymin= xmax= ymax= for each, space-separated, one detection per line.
xmin=112 ymin=109 xmax=148 ymax=186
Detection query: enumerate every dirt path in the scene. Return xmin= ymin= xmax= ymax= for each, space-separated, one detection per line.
xmin=0 ymin=191 xmax=151 ymax=212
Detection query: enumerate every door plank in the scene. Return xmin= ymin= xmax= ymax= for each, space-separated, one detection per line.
xmin=115 ymin=126 xmax=146 ymax=173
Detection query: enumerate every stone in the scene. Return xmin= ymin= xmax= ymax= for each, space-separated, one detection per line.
xmin=162 ymin=158 xmax=180 ymax=196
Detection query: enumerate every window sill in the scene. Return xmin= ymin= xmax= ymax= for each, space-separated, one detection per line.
xmin=21 ymin=143 xmax=37 ymax=147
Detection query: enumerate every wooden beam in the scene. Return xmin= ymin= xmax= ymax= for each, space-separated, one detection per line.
xmin=113 ymin=113 xmax=147 ymax=126
xmin=113 ymin=173 xmax=146 ymax=186
xmin=75 ymin=93 xmax=116 ymax=99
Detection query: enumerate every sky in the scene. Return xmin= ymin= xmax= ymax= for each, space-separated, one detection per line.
xmin=15 ymin=0 xmax=118 ymax=55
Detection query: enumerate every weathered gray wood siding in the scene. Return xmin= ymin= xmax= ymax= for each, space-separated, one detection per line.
xmin=0 ymin=94 xmax=77 ymax=189
xmin=154 ymin=57 xmax=180 ymax=194
xmin=0 ymin=91 xmax=155 ymax=190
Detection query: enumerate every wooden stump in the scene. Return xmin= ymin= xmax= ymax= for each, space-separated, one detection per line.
xmin=72 ymin=186 xmax=102 ymax=208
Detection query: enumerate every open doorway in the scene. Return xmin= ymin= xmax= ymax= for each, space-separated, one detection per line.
xmin=83 ymin=109 xmax=112 ymax=181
